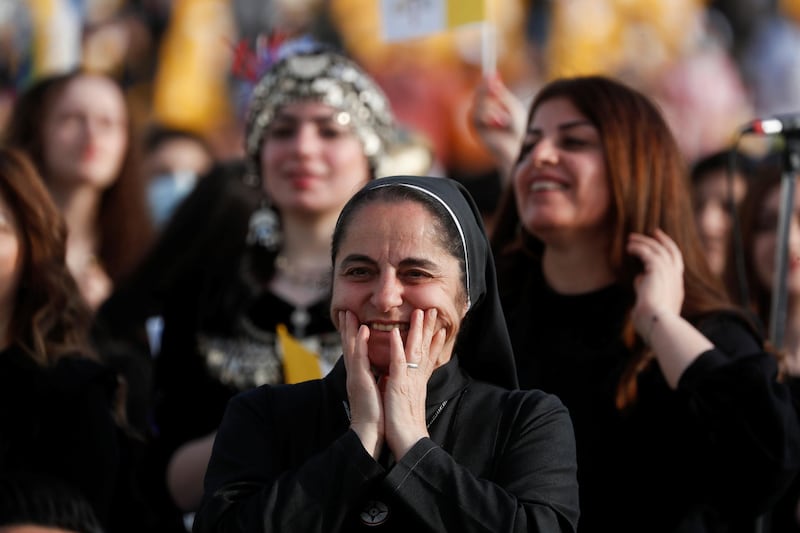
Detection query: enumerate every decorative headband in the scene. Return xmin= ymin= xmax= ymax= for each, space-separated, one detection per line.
xmin=244 ymin=50 xmax=397 ymax=177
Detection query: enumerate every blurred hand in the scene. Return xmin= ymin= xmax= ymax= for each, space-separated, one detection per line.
xmin=468 ymin=74 xmax=527 ymax=179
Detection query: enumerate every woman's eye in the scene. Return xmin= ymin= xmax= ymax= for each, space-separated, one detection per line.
xmin=343 ymin=267 xmax=371 ymax=278
xmin=319 ymin=126 xmax=346 ymax=139
xmin=561 ymin=137 xmax=590 ymax=149
xmin=403 ymin=270 xmax=430 ymax=280
xmin=96 ymin=115 xmax=119 ymax=131
xmin=58 ymin=113 xmax=82 ymax=128
xmin=267 ymin=126 xmax=294 ymax=139
xmin=517 ymin=139 xmax=539 ymax=162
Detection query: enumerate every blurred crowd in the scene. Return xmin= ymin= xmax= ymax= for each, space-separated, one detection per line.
xmin=2 ymin=0 xmax=800 ymax=532
xmin=3 ymin=0 xmax=800 ymax=179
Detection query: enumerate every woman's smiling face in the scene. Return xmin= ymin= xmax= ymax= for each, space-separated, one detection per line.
xmin=259 ymin=101 xmax=371 ymax=218
xmin=330 ymin=200 xmax=468 ymax=372
xmin=511 ymin=96 xmax=609 ymax=244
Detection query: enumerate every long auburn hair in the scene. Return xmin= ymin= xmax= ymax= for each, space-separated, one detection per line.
xmin=3 ymin=70 xmax=153 ymax=283
xmin=491 ymin=75 xmax=735 ymax=409
xmin=0 ymin=147 xmax=94 ymax=364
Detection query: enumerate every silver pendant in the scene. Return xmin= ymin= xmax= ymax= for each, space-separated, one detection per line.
xmin=290 ymin=307 xmax=311 ymax=337
xmin=246 ymin=204 xmax=282 ymax=251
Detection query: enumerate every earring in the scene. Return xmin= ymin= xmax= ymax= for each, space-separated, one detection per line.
xmin=246 ymin=200 xmax=282 ymax=252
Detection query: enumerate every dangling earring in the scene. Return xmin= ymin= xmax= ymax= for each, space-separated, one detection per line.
xmin=247 ymin=199 xmax=283 ymax=252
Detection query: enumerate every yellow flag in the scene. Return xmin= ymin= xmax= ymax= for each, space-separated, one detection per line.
xmin=152 ymin=0 xmax=235 ymax=133
xmin=448 ymin=0 xmax=485 ymax=28
xmin=276 ymin=324 xmax=322 ymax=384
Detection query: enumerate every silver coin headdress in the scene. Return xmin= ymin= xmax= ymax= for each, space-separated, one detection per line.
xmin=244 ymin=50 xmax=397 ymax=179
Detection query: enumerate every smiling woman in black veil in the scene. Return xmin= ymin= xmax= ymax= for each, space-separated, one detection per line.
xmin=192 ymin=175 xmax=579 ymax=532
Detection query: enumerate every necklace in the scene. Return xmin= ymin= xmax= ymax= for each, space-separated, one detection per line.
xmin=290 ymin=306 xmax=311 ymax=337
xmin=274 ymin=254 xmax=331 ymax=290
xmin=271 ymin=255 xmax=331 ymax=337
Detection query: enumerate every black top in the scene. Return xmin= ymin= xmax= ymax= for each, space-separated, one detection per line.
xmin=770 ymin=375 xmax=800 ymax=532
xmin=503 ymin=260 xmax=800 ymax=533
xmin=193 ymin=358 xmax=579 ymax=532
xmin=0 ymin=345 xmax=151 ymax=532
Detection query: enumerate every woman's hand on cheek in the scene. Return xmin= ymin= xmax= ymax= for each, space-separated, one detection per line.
xmin=340 ymin=310 xmax=384 ymax=458
xmin=626 ymin=229 xmax=685 ymax=337
xmin=383 ymin=308 xmax=446 ymax=460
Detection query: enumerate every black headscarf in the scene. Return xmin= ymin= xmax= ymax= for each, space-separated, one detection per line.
xmin=351 ymin=176 xmax=519 ymax=390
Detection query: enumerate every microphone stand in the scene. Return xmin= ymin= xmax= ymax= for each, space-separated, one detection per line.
xmin=768 ymin=138 xmax=800 ymax=350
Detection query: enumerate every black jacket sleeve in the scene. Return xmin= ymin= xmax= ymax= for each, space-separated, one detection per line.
xmin=678 ymin=312 xmax=800 ymax=514
xmin=192 ymin=383 xmax=384 ymax=533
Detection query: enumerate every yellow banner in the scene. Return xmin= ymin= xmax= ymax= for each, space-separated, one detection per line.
xmin=277 ymin=324 xmax=322 ymax=384
xmin=448 ymin=0 xmax=486 ymax=27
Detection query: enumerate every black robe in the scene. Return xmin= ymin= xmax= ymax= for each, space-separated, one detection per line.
xmin=193 ymin=357 xmax=580 ymax=532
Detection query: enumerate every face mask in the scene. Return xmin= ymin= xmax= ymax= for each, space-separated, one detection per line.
xmin=147 ymin=170 xmax=198 ymax=229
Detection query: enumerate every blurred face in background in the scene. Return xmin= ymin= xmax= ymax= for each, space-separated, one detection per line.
xmin=259 ymin=101 xmax=371 ymax=218
xmin=752 ymin=183 xmax=800 ymax=299
xmin=0 ymin=191 xmax=22 ymax=337
xmin=692 ymin=168 xmax=748 ymax=276
xmin=42 ymin=74 xmax=128 ymax=192
xmin=144 ymin=135 xmax=214 ymax=228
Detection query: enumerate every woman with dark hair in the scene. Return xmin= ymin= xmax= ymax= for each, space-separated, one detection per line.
xmin=3 ymin=69 xmax=153 ymax=310
xmin=0 ymin=148 xmax=92 ymax=360
xmin=193 ymin=175 xmax=579 ymax=532
xmin=0 ymin=147 xmax=150 ymax=532
xmin=490 ymin=75 xmax=800 ymax=532
xmin=723 ymin=161 xmax=790 ymax=341
xmin=723 ymin=167 xmax=800 ymax=532
xmin=689 ymin=149 xmax=755 ymax=277
xmin=0 ymin=474 xmax=104 ymax=533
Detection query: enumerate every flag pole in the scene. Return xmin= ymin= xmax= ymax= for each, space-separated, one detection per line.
xmin=481 ymin=22 xmax=496 ymax=76
xmin=481 ymin=1 xmax=496 ymax=77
